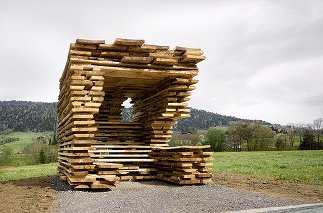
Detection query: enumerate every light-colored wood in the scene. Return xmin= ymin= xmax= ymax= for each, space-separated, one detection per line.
xmin=76 ymin=39 xmax=105 ymax=45
xmin=114 ymin=38 xmax=145 ymax=46
xmin=58 ymin=37 xmax=207 ymax=189
xmin=95 ymin=159 xmax=155 ymax=162
xmin=156 ymin=145 xmax=210 ymax=150
xmin=151 ymin=146 xmax=213 ymax=185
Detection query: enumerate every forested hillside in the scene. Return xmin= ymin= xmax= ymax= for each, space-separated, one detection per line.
xmin=122 ymin=108 xmax=270 ymax=132
xmin=173 ymin=108 xmax=270 ymax=132
xmin=0 ymin=101 xmax=56 ymax=132
xmin=0 ymin=101 xmax=270 ymax=133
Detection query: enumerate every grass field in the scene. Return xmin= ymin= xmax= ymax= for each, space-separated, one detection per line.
xmin=6 ymin=154 xmax=36 ymax=166
xmin=0 ymin=131 xmax=53 ymax=166
xmin=213 ymin=150 xmax=323 ymax=185
xmin=0 ymin=131 xmax=52 ymax=153
xmin=1 ymin=150 xmax=322 ymax=185
xmin=0 ymin=163 xmax=57 ymax=182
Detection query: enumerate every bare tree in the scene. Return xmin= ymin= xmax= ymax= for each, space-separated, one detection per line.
xmin=286 ymin=123 xmax=296 ymax=147
xmin=227 ymin=122 xmax=243 ymax=151
xmin=313 ymin=118 xmax=323 ymax=143
xmin=294 ymin=123 xmax=306 ymax=143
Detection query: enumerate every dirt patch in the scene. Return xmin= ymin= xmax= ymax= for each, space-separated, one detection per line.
xmin=0 ymin=177 xmax=55 ymax=213
xmin=213 ymin=172 xmax=323 ymax=203
xmin=0 ymin=166 xmax=16 ymax=169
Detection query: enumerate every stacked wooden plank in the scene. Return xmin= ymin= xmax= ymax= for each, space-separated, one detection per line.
xmin=131 ymin=77 xmax=197 ymax=146
xmin=57 ymin=38 xmax=205 ymax=189
xmin=57 ymin=67 xmax=106 ymax=189
xmin=151 ymin=146 xmax=213 ymax=185
xmin=89 ymin=145 xmax=156 ymax=180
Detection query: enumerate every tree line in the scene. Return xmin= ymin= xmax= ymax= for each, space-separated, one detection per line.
xmin=170 ymin=118 xmax=323 ymax=151
xmin=0 ymin=136 xmax=19 ymax=145
xmin=173 ymin=108 xmax=271 ymax=132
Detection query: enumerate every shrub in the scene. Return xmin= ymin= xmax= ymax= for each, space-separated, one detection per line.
xmin=23 ymin=139 xmax=58 ymax=164
xmin=275 ymin=133 xmax=288 ymax=150
xmin=0 ymin=145 xmax=14 ymax=165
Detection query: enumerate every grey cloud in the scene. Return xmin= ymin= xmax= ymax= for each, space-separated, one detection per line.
xmin=0 ymin=0 xmax=323 ymax=124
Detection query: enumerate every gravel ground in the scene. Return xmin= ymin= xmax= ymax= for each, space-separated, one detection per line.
xmin=51 ymin=177 xmax=301 ymax=213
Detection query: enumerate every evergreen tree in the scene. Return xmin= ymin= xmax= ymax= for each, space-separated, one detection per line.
xmin=39 ymin=148 xmax=46 ymax=164
xmin=299 ymin=130 xmax=315 ymax=150
xmin=51 ymin=133 xmax=58 ymax=145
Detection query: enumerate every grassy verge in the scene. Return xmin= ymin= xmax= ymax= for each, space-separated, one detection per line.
xmin=213 ymin=150 xmax=323 ymax=185
xmin=6 ymin=154 xmax=36 ymax=166
xmin=0 ymin=163 xmax=57 ymax=182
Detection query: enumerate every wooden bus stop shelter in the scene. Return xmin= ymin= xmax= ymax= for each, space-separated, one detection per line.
xmin=57 ymin=38 xmax=212 ymax=189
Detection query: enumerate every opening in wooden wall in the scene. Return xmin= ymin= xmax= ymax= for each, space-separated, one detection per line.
xmin=57 ymin=38 xmax=212 ymax=189
xmin=121 ymin=98 xmax=133 ymax=122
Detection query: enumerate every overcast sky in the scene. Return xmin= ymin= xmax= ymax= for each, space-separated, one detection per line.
xmin=0 ymin=0 xmax=322 ymax=125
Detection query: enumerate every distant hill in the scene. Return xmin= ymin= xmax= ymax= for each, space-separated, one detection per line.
xmin=122 ymin=108 xmax=270 ymax=132
xmin=173 ymin=108 xmax=270 ymax=132
xmin=0 ymin=101 xmax=270 ymax=133
xmin=0 ymin=101 xmax=56 ymax=133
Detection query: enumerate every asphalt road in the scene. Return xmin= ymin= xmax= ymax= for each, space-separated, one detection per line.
xmin=223 ymin=203 xmax=323 ymax=213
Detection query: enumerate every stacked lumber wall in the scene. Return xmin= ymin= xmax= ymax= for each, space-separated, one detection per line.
xmin=151 ymin=146 xmax=213 ymax=185
xmin=57 ymin=38 xmax=209 ymax=189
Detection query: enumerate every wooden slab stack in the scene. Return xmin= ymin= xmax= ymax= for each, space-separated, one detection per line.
xmin=131 ymin=77 xmax=197 ymax=146
xmin=57 ymin=38 xmax=206 ymax=189
xmin=89 ymin=145 xmax=156 ymax=180
xmin=151 ymin=146 xmax=213 ymax=185
xmin=57 ymin=67 xmax=106 ymax=189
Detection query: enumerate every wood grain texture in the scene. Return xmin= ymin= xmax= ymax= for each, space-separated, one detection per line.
xmin=57 ymin=38 xmax=209 ymax=189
